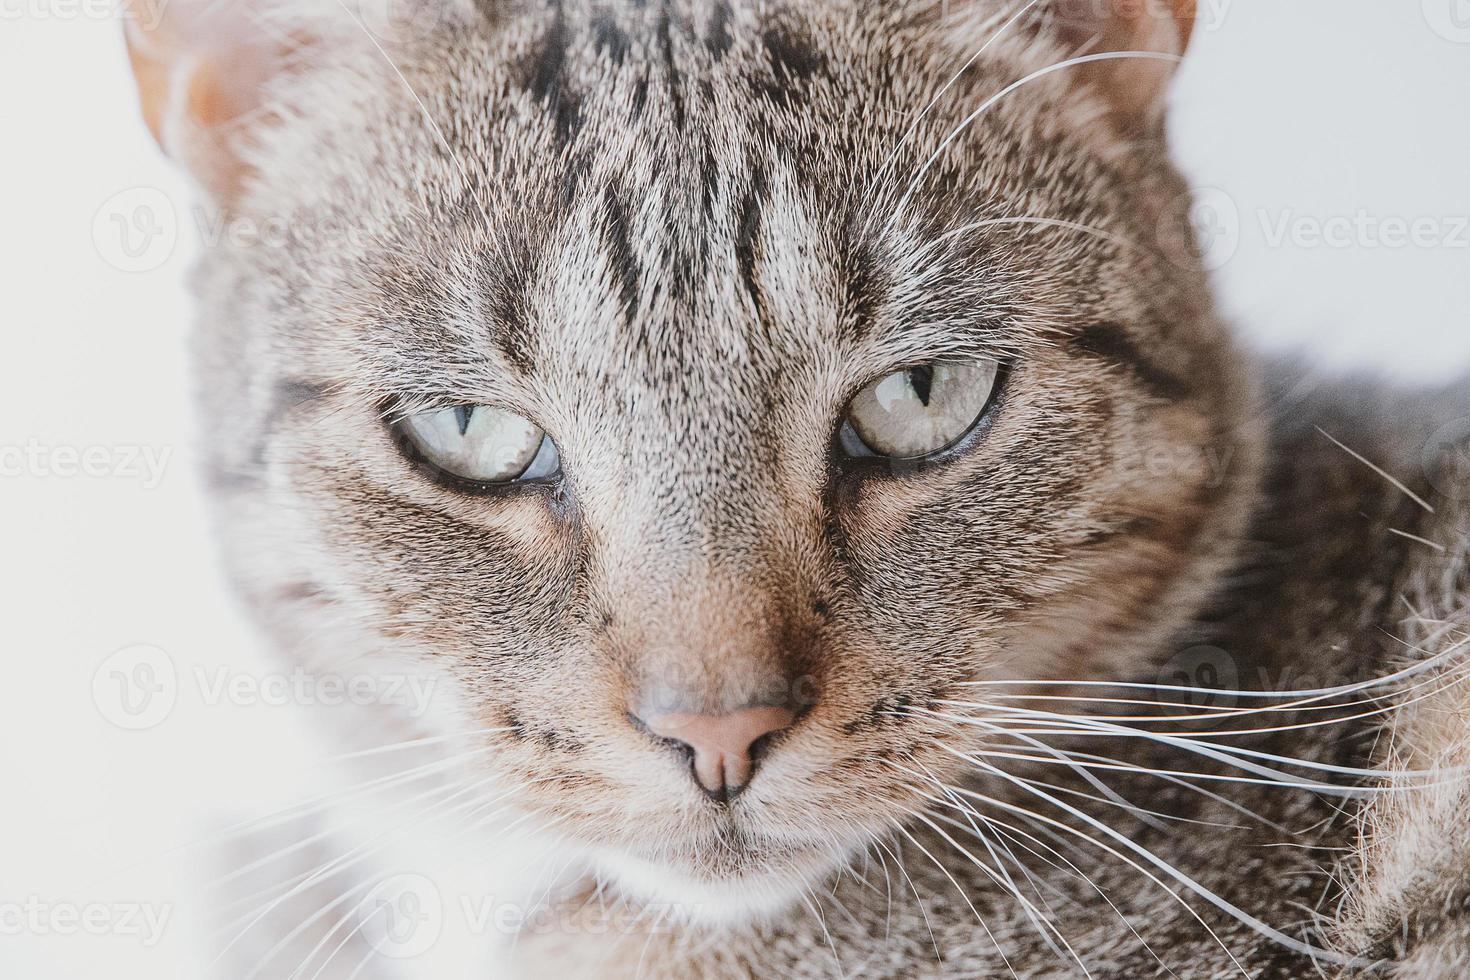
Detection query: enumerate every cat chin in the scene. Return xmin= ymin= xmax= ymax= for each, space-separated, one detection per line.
xmin=593 ymin=845 xmax=841 ymax=927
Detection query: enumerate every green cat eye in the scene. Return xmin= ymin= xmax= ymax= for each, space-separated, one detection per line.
xmin=394 ymin=405 xmax=561 ymax=487
xmin=840 ymin=358 xmax=1002 ymax=460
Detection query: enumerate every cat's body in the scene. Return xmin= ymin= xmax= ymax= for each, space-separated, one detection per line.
xmin=123 ymin=1 xmax=1470 ymax=976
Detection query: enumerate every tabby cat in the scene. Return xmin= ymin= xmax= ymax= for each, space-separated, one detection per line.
xmin=124 ymin=0 xmax=1470 ymax=976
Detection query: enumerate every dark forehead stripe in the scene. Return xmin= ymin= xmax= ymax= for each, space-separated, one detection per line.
xmin=485 ymin=236 xmax=538 ymax=375
xmin=1070 ymin=323 xmax=1189 ymax=401
xmin=590 ymin=9 xmax=631 ymax=65
xmin=600 ymin=183 xmax=641 ymax=327
xmin=753 ymin=22 xmax=826 ymax=107
xmin=762 ymin=24 xmax=824 ymax=79
xmin=656 ymin=7 xmax=687 ymax=129
xmin=734 ymin=166 xmax=767 ymax=323
xmin=521 ymin=3 xmax=581 ymax=146
xmin=704 ymin=0 xmax=732 ymax=57
xmin=464 ymin=3 xmax=841 ymax=368
xmin=836 ymin=222 xmax=886 ymax=342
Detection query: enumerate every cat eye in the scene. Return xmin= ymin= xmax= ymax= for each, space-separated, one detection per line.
xmin=840 ymin=358 xmax=1002 ymax=460
xmin=393 ymin=405 xmax=561 ymax=487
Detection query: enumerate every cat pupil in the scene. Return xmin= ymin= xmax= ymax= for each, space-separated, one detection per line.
xmin=453 ymin=404 xmax=475 ymax=436
xmin=908 ymin=366 xmax=934 ymax=407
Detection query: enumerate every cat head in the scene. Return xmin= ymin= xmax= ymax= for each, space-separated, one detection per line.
xmin=127 ymin=0 xmax=1261 ymax=921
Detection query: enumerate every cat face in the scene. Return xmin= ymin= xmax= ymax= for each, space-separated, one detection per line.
xmin=129 ymin=0 xmax=1260 ymax=920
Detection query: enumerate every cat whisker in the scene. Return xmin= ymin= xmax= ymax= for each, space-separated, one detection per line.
xmin=632 ymin=902 xmax=674 ymax=980
xmin=864 ymin=834 xmax=897 ymax=941
xmin=860 ymin=0 xmax=1040 ymax=220
xmin=872 ymin=832 xmax=945 ymax=966
xmin=317 ymin=807 xmax=563 ymax=980
xmin=969 ymin=752 xmax=1246 ymax=832
xmin=218 ymin=773 xmax=540 ymax=972
xmin=798 ymin=886 xmax=847 ymax=980
xmin=300 ymin=886 xmax=389 ymax=980
xmin=957 ymin=705 xmax=1469 ymax=788
xmin=938 ymin=656 xmax=1470 ymax=737
xmin=915 ymin=215 xmax=1142 ymax=270
xmin=324 ymin=0 xmax=494 ymax=228
xmin=931 ymin=716 xmax=1442 ymax=798
xmin=257 ymin=876 xmax=380 ymax=980
xmin=891 ymin=757 xmax=1261 ymax=976
xmin=886 ymin=814 xmax=1026 ymax=979
xmin=216 ymin=774 xmax=495 ymax=941
xmin=909 ymin=759 xmax=1092 ymax=971
xmin=1387 ymin=527 xmax=1449 ymax=552
xmin=314 ymin=726 xmax=516 ymax=764
xmin=104 ymin=744 xmax=494 ymax=896
xmin=891 ymin=756 xmax=1277 ymax=976
xmin=956 ymin=731 xmax=1295 ymax=833
xmin=955 ymin=721 xmax=1194 ymax=833
xmin=882 ymin=50 xmax=1184 ymax=238
xmin=1314 ymin=426 xmax=1436 ymax=514
xmin=908 ymin=773 xmax=1181 ymax=977
xmin=300 ymin=801 xmax=558 ymax=980
xmin=955 ymin=636 xmax=1470 ymax=702
xmin=203 ymin=744 xmax=502 ymax=885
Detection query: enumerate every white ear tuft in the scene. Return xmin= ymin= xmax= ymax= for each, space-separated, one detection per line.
xmin=122 ymin=0 xmax=309 ymax=203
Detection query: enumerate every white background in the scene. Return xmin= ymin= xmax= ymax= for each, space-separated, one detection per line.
xmin=1 ymin=2 xmax=1467 ymax=976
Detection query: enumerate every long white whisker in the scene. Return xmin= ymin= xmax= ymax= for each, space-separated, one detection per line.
xmin=931 ymin=751 xmax=1368 ymax=969
xmin=217 ymin=772 xmax=529 ymax=966
xmin=872 ymin=834 xmax=944 ymax=966
xmin=885 ymin=757 xmax=1255 ymax=976
xmin=861 ymin=0 xmax=1039 ymax=216
xmin=909 ymin=761 xmax=1087 ymax=972
xmin=956 ymin=637 xmax=1469 ymax=701
xmin=966 ymin=705 xmax=1464 ymax=785
xmin=882 ymin=51 xmax=1183 ymax=238
xmin=938 ymin=671 xmax=1464 ymax=740
xmin=925 ymin=214 xmax=1139 ymax=255
xmin=914 ymin=782 xmax=1179 ymax=978
xmin=887 ymin=816 xmax=1021 ymax=978
xmin=1315 ymin=427 xmax=1435 ymax=513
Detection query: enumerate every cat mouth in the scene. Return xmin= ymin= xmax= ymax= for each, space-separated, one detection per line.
xmin=594 ymin=837 xmax=846 ymax=924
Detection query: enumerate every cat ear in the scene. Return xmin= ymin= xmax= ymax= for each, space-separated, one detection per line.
xmin=1038 ymin=0 xmax=1197 ymax=125
xmin=942 ymin=0 xmax=1197 ymax=129
xmin=122 ymin=0 xmax=310 ymax=203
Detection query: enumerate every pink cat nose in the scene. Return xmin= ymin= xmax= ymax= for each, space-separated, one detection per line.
xmin=636 ymin=706 xmax=797 ymax=802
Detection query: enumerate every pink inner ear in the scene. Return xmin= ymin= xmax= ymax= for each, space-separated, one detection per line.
xmin=1047 ymin=0 xmax=1195 ymax=58
xmin=124 ymin=0 xmax=306 ymax=203
xmin=1032 ymin=0 xmax=1195 ymax=125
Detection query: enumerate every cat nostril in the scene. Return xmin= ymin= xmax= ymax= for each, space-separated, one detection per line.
xmin=631 ymin=706 xmax=797 ymax=803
